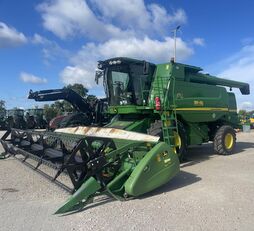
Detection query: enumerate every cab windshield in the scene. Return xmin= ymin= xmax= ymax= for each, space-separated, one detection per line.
xmin=101 ymin=59 xmax=155 ymax=107
xmin=106 ymin=69 xmax=133 ymax=105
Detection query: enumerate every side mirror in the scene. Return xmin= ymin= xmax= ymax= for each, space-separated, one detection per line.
xmin=95 ymin=69 xmax=104 ymax=84
xmin=143 ymin=61 xmax=149 ymax=75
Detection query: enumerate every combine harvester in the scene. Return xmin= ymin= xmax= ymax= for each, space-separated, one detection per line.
xmin=0 ymin=57 xmax=249 ymax=214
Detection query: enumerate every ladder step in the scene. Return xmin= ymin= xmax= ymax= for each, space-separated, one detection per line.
xmin=162 ymin=127 xmax=177 ymax=130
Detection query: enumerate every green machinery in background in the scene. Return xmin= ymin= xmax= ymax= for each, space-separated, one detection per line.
xmin=1 ymin=108 xmax=46 ymax=129
xmin=25 ymin=108 xmax=47 ymax=129
xmin=0 ymin=57 xmax=249 ymax=214
xmin=0 ymin=110 xmax=6 ymax=130
xmin=6 ymin=109 xmax=26 ymax=129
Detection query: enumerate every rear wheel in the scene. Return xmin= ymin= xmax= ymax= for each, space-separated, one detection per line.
xmin=214 ymin=125 xmax=236 ymax=155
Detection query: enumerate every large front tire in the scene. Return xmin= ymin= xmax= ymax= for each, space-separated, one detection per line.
xmin=147 ymin=120 xmax=187 ymax=162
xmin=214 ymin=125 xmax=236 ymax=155
xmin=174 ymin=122 xmax=187 ymax=162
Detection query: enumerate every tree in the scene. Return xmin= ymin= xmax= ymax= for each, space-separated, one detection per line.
xmin=43 ymin=84 xmax=98 ymax=120
xmin=43 ymin=104 xmax=59 ymax=122
xmin=0 ymin=100 xmax=6 ymax=117
xmin=238 ymin=109 xmax=247 ymax=117
xmin=59 ymin=84 xmax=90 ymax=113
xmin=87 ymin=94 xmax=98 ymax=107
xmin=65 ymin=83 xmax=88 ymax=97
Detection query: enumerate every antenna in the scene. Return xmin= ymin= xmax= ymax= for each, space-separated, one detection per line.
xmin=172 ymin=25 xmax=181 ymax=62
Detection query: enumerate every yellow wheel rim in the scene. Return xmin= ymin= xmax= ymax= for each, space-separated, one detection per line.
xmin=173 ymin=131 xmax=181 ymax=154
xmin=224 ymin=133 xmax=234 ymax=149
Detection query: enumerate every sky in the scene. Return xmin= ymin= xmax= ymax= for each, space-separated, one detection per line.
xmin=0 ymin=0 xmax=254 ymax=110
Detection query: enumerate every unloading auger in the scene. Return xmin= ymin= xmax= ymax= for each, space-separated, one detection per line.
xmin=0 ymin=126 xmax=180 ymax=214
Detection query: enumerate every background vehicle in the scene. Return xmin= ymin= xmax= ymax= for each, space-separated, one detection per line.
xmin=28 ymin=88 xmax=108 ymax=129
xmin=0 ymin=110 xmax=6 ymax=130
xmin=6 ymin=109 xmax=26 ymax=129
xmin=249 ymin=113 xmax=254 ymax=128
xmin=25 ymin=108 xmax=47 ymax=129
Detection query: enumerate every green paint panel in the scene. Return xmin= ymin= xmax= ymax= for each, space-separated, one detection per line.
xmin=124 ymin=142 xmax=180 ymax=196
xmin=55 ymin=177 xmax=101 ymax=214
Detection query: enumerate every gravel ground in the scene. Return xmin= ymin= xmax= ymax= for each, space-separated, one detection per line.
xmin=0 ymin=130 xmax=254 ymax=231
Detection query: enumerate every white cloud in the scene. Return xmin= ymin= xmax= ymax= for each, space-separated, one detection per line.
xmin=240 ymin=101 xmax=253 ymax=111
xmin=73 ymin=36 xmax=193 ymax=64
xmin=61 ymin=36 xmax=193 ymax=88
xmin=37 ymin=0 xmax=187 ymax=40
xmin=218 ymin=44 xmax=254 ymax=83
xmin=31 ymin=33 xmax=50 ymax=45
xmin=91 ymin=0 xmax=186 ymax=35
xmin=37 ymin=0 xmax=132 ymax=40
xmin=193 ymin=37 xmax=205 ymax=47
xmin=20 ymin=72 xmax=48 ymax=84
xmin=41 ymin=0 xmax=193 ymax=90
xmin=0 ymin=22 xmax=27 ymax=48
xmin=217 ymin=44 xmax=254 ymax=110
xmin=91 ymin=0 xmax=151 ymax=31
xmin=60 ymin=65 xmax=95 ymax=88
xmin=31 ymin=33 xmax=70 ymax=65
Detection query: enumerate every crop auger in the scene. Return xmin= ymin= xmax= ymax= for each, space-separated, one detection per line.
xmin=0 ymin=57 xmax=249 ymax=214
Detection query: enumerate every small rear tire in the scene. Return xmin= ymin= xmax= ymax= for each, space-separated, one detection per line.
xmin=214 ymin=125 xmax=236 ymax=155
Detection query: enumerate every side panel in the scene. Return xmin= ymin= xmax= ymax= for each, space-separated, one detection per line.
xmin=124 ymin=142 xmax=180 ymax=196
xmin=174 ymin=81 xmax=230 ymax=122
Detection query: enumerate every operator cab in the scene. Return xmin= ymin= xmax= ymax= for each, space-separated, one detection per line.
xmin=96 ymin=57 xmax=155 ymax=106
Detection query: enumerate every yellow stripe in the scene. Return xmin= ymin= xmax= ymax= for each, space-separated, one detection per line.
xmin=176 ymin=107 xmax=229 ymax=111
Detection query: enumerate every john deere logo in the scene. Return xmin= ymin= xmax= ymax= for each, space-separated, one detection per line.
xmin=194 ymin=100 xmax=204 ymax=106
xmin=176 ymin=93 xmax=183 ymax=99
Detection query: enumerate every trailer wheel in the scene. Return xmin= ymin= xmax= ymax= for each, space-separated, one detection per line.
xmin=214 ymin=125 xmax=236 ymax=155
xmin=147 ymin=120 xmax=187 ymax=162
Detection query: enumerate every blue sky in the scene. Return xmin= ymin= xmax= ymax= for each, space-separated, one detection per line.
xmin=0 ymin=0 xmax=253 ymax=110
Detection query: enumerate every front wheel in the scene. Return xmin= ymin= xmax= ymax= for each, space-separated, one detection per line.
xmin=213 ymin=125 xmax=236 ymax=155
xmin=174 ymin=122 xmax=187 ymax=162
xmin=147 ymin=120 xmax=187 ymax=162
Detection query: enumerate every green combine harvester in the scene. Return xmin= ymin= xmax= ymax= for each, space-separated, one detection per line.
xmin=0 ymin=57 xmax=249 ymax=214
